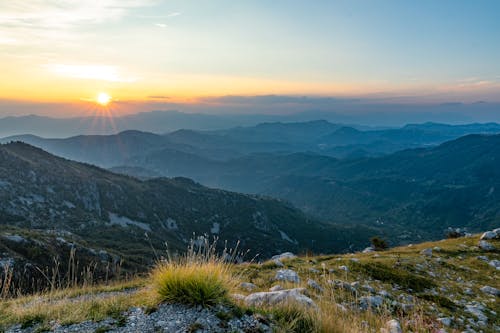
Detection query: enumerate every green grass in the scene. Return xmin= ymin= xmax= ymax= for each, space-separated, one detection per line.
xmin=350 ymin=262 xmax=435 ymax=292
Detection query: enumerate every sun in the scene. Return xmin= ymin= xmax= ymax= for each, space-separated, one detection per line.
xmin=96 ymin=92 xmax=111 ymax=106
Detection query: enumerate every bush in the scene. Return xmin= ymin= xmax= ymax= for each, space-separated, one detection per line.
xmin=151 ymin=237 xmax=238 ymax=307
xmin=370 ymin=236 xmax=389 ymax=251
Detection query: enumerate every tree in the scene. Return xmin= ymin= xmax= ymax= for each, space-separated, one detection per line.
xmin=370 ymin=236 xmax=389 ymax=251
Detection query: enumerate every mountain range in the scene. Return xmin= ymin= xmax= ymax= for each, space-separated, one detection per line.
xmin=0 ymin=142 xmax=375 ymax=289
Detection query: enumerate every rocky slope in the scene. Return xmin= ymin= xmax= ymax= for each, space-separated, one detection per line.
xmin=0 ymin=142 xmax=373 ymax=291
xmin=1 ymin=231 xmax=498 ymax=332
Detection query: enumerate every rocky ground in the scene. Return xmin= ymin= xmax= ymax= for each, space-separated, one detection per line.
xmin=1 ymin=229 xmax=499 ymax=333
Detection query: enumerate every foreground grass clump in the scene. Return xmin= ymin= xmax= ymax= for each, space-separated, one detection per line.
xmin=151 ymin=238 xmax=239 ymax=307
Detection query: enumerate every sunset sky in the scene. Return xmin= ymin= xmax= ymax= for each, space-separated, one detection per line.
xmin=1 ymin=0 xmax=499 ymax=116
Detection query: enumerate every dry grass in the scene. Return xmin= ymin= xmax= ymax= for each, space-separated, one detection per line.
xmin=151 ymin=237 xmax=242 ymax=307
xmin=0 ymin=234 xmax=498 ymax=332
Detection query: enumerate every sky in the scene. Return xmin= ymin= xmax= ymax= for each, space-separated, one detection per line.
xmin=1 ymin=0 xmax=499 ymax=117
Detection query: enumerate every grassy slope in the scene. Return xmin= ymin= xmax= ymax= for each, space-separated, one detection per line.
xmin=0 ymin=235 xmax=498 ymax=332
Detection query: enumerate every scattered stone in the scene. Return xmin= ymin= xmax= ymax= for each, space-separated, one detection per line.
xmin=421 ymin=248 xmax=433 ymax=257
xmin=269 ymin=285 xmax=283 ymax=292
xmin=275 ymin=269 xmax=300 ymax=283
xmin=438 ymin=317 xmax=452 ymax=327
xmin=480 ymin=231 xmax=498 ymax=240
xmin=359 ymin=295 xmax=383 ymax=309
xmin=240 ymin=282 xmax=257 ymax=292
xmin=271 ymin=252 xmax=297 ymax=261
xmin=383 ymin=319 xmax=402 ymax=333
xmin=309 ymin=267 xmax=320 ymax=274
xmin=465 ymin=304 xmax=488 ymax=322
xmin=488 ymin=259 xmax=500 ymax=270
xmin=478 ymin=240 xmax=495 ymax=251
xmin=339 ymin=265 xmax=349 ymax=272
xmin=362 ymin=247 xmax=375 ymax=253
xmin=245 ymin=288 xmax=316 ymax=308
xmin=433 ymin=246 xmax=441 ymax=252
xmin=307 ymin=279 xmax=323 ymax=292
xmin=231 ymin=293 xmax=246 ymax=301
xmin=480 ymin=285 xmax=499 ymax=296
xmin=477 ymin=255 xmax=489 ymax=262
xmin=272 ymin=259 xmax=285 ymax=267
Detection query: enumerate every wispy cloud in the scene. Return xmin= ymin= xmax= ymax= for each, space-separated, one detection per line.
xmin=154 ymin=23 xmax=167 ymax=28
xmin=44 ymin=64 xmax=136 ymax=82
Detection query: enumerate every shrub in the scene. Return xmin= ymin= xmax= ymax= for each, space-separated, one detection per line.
xmin=370 ymin=236 xmax=389 ymax=251
xmin=151 ymin=237 xmax=238 ymax=307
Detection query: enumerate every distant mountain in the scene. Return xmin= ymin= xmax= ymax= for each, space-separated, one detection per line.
xmin=115 ymin=135 xmax=500 ymax=241
xmin=4 ymin=121 xmax=500 ymax=165
xmin=0 ymin=142 xmax=374 ymax=282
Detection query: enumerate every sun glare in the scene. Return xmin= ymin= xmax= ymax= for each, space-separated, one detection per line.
xmin=97 ymin=92 xmax=111 ymax=106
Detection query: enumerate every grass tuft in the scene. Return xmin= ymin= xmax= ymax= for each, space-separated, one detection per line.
xmin=151 ymin=237 xmax=239 ymax=307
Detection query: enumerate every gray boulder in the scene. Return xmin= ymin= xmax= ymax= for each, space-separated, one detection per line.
xmin=275 ymin=269 xmax=300 ymax=283
xmin=478 ymin=240 xmax=496 ymax=251
xmin=480 ymin=285 xmax=499 ymax=296
xmin=271 ymin=252 xmax=297 ymax=261
xmin=245 ymin=288 xmax=316 ymax=308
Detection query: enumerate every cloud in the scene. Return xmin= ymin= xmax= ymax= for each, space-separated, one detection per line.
xmin=0 ymin=1 xmax=157 ymax=47
xmin=44 ymin=64 xmax=136 ymax=82
xmin=167 ymin=12 xmax=181 ymax=17
xmin=154 ymin=23 xmax=167 ymax=28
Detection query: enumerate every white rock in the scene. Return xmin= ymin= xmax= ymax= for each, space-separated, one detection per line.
xmin=421 ymin=248 xmax=433 ymax=257
xmin=339 ymin=265 xmax=349 ymax=272
xmin=359 ymin=295 xmax=384 ymax=309
xmin=275 ymin=269 xmax=300 ymax=283
xmin=240 ymin=282 xmax=257 ymax=292
xmin=384 ymin=319 xmax=402 ymax=333
xmin=307 ymin=279 xmax=324 ymax=292
xmin=488 ymin=259 xmax=500 ymax=270
xmin=245 ymin=288 xmax=316 ymax=308
xmin=438 ymin=317 xmax=452 ymax=327
xmin=465 ymin=304 xmax=488 ymax=322
xmin=269 ymin=285 xmax=283 ymax=292
xmin=362 ymin=247 xmax=375 ymax=253
xmin=480 ymin=231 xmax=497 ymax=240
xmin=231 ymin=294 xmax=246 ymax=301
xmin=478 ymin=240 xmax=496 ymax=251
xmin=273 ymin=259 xmax=285 ymax=267
xmin=271 ymin=252 xmax=297 ymax=261
xmin=480 ymin=285 xmax=499 ymax=296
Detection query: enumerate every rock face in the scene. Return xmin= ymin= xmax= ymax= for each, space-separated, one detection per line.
xmin=274 ymin=269 xmax=300 ymax=283
xmin=244 ymin=288 xmax=316 ymax=308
